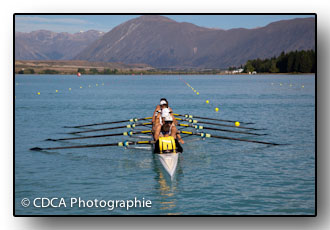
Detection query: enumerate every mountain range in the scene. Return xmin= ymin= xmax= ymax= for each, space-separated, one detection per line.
xmin=15 ymin=30 xmax=105 ymax=60
xmin=15 ymin=15 xmax=315 ymax=69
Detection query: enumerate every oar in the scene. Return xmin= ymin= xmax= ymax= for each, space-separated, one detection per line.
xmin=173 ymin=113 xmax=254 ymax=125
xmin=176 ymin=118 xmax=264 ymax=131
xmin=178 ymin=123 xmax=266 ymax=136
xmin=46 ymin=130 xmax=151 ymax=141
xmin=30 ymin=140 xmax=155 ymax=151
xmin=63 ymin=117 xmax=152 ymax=128
xmin=180 ymin=131 xmax=281 ymax=146
xmin=67 ymin=122 xmax=152 ymax=134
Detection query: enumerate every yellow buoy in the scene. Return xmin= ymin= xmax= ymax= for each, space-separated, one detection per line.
xmin=197 ymin=92 xmax=199 ymax=95
xmin=206 ymin=100 xmax=209 ymax=104
xmin=302 ymin=85 xmax=304 ymax=88
xmin=55 ymin=90 xmax=58 ymax=93
xmin=194 ymin=90 xmax=196 ymax=93
xmin=80 ymin=86 xmax=83 ymax=89
xmin=69 ymin=88 xmax=71 ymax=91
xmin=235 ymin=121 xmax=240 ymax=127
xmin=37 ymin=92 xmax=40 ymax=95
xmin=215 ymin=107 xmax=219 ymax=112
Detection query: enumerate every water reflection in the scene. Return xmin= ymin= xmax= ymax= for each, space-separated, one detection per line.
xmin=152 ymin=154 xmax=182 ymax=215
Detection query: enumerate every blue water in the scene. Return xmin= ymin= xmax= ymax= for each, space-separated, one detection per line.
xmin=15 ymin=74 xmax=315 ymax=215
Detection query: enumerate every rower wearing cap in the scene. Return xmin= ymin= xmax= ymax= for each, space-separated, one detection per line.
xmin=152 ymin=107 xmax=177 ymax=134
xmin=152 ymin=98 xmax=173 ymax=125
xmin=154 ymin=112 xmax=184 ymax=145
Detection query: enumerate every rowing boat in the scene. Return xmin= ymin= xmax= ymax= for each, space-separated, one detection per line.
xmin=126 ymin=132 xmax=181 ymax=178
xmin=153 ymin=143 xmax=180 ymax=178
xmin=158 ymin=152 xmax=180 ymax=178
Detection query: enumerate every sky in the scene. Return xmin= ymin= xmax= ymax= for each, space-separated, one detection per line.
xmin=14 ymin=14 xmax=314 ymax=33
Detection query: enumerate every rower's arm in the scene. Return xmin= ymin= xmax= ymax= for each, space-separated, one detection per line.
xmin=152 ymin=105 xmax=160 ymax=124
xmin=154 ymin=125 xmax=161 ymax=141
xmin=176 ymin=133 xmax=184 ymax=144
xmin=172 ymin=114 xmax=178 ymax=125
xmin=171 ymin=126 xmax=184 ymax=144
xmin=154 ymin=113 xmax=161 ymax=126
xmin=152 ymin=114 xmax=160 ymax=133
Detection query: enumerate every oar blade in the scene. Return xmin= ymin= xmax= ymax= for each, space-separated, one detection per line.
xmin=30 ymin=147 xmax=43 ymax=151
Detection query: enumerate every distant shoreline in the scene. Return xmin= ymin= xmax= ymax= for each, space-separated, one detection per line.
xmin=14 ymin=73 xmax=315 ymax=76
xmin=15 ymin=60 xmax=315 ymax=76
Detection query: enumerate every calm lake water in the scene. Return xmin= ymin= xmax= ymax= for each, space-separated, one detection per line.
xmin=14 ymin=74 xmax=315 ymax=215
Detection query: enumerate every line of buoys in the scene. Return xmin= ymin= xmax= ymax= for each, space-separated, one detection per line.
xmin=179 ymin=77 xmax=220 ymax=112
xmin=16 ymin=77 xmax=110 ymax=100
xmin=30 ymin=82 xmax=106 ymax=97
xmin=178 ymin=77 xmax=242 ymax=126
xmin=271 ymin=82 xmax=306 ymax=89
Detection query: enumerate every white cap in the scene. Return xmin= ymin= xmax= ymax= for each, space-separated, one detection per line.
xmin=161 ymin=108 xmax=170 ymax=117
xmin=160 ymin=100 xmax=167 ymax=105
xmin=164 ymin=115 xmax=173 ymax=122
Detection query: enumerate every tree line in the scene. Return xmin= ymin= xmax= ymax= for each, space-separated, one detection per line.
xmin=78 ymin=68 xmax=119 ymax=75
xmin=243 ymin=50 xmax=315 ymax=73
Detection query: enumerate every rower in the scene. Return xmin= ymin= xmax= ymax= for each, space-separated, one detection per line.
xmin=152 ymin=107 xmax=177 ymax=134
xmin=154 ymin=121 xmax=183 ymax=154
xmin=154 ymin=114 xmax=184 ymax=145
xmin=152 ymin=98 xmax=173 ymax=125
